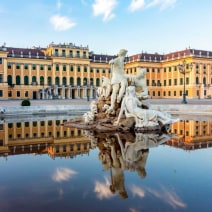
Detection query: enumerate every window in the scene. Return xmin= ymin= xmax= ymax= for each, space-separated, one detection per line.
xmin=17 ymin=122 xmax=21 ymax=128
xmin=70 ymin=77 xmax=74 ymax=85
xmin=186 ymin=77 xmax=189 ymax=85
xmin=90 ymin=78 xmax=93 ymax=86
xmin=158 ymin=91 xmax=160 ymax=96
xmin=164 ymin=68 xmax=166 ymax=72
xmin=83 ymin=51 xmax=87 ymax=58
xmin=40 ymin=121 xmax=45 ymax=126
xmin=180 ymin=78 xmax=183 ymax=85
xmin=96 ymin=78 xmax=100 ymax=86
xmin=169 ymin=79 xmax=172 ymax=86
xmin=25 ymin=91 xmax=28 ymax=97
xmin=48 ymin=65 xmax=51 ymax=71
xmin=16 ymin=64 xmax=20 ymax=69
xmin=90 ymin=68 xmax=93 ymax=73
xmin=48 ymin=77 xmax=52 ymax=86
xmin=40 ymin=76 xmax=44 ymax=85
xmin=69 ymin=50 xmax=73 ymax=57
xmin=33 ymin=121 xmax=37 ymax=127
xmin=8 ymin=91 xmax=12 ymax=97
xmin=62 ymin=77 xmax=66 ymax=85
xmin=102 ymin=69 xmax=105 ymax=74
xmin=25 ymin=122 xmax=29 ymax=127
xmin=8 ymin=75 xmax=12 ymax=86
xmin=153 ymin=91 xmax=155 ymax=96
xmin=96 ymin=69 xmax=99 ymax=73
xmin=164 ymin=80 xmax=166 ymax=86
xmin=55 ymin=77 xmax=59 ymax=85
xmin=0 ymin=90 xmax=3 ymax=97
xmin=163 ymin=91 xmax=166 ymax=96
xmin=146 ymin=80 xmax=149 ymax=86
xmin=56 ymin=120 xmax=60 ymax=126
xmin=17 ymin=91 xmax=20 ymax=97
xmin=63 ymin=65 xmax=66 ymax=71
xmin=174 ymin=79 xmax=177 ymax=85
xmin=56 ymin=64 xmax=59 ymax=71
xmin=168 ymin=91 xmax=171 ymax=96
xmin=55 ymin=49 xmax=58 ymax=56
xmin=48 ymin=120 xmax=52 ymax=126
xmin=169 ymin=67 xmax=171 ymax=72
xmin=0 ymin=58 xmax=2 ymax=64
xmin=70 ymin=65 xmax=74 ymax=71
xmin=0 ymin=74 xmax=2 ymax=83
xmin=77 ymin=66 xmax=80 ymax=72
xmin=32 ymin=64 xmax=36 ymax=70
xmin=8 ymin=123 xmax=13 ymax=128
xmin=24 ymin=75 xmax=29 ymax=85
xmin=32 ymin=76 xmax=36 ymax=83
xmin=40 ymin=65 xmax=44 ymax=70
xmin=77 ymin=77 xmax=81 ymax=86
xmin=16 ymin=76 xmax=21 ymax=85
xmin=62 ymin=49 xmax=66 ymax=57
xmin=24 ymin=64 xmax=28 ymax=70
xmin=76 ymin=51 xmax=80 ymax=57
xmin=8 ymin=63 xmax=12 ymax=69
xmin=174 ymin=91 xmax=176 ymax=96
xmin=84 ymin=66 xmax=87 ymax=72
xmin=180 ymin=90 xmax=183 ymax=96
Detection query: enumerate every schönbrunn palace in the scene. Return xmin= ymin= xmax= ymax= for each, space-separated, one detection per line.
xmin=0 ymin=42 xmax=211 ymax=100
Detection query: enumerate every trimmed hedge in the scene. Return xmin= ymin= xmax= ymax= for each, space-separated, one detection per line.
xmin=21 ymin=99 xmax=31 ymax=106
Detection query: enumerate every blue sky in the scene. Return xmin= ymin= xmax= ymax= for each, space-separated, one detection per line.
xmin=0 ymin=0 xmax=212 ymax=56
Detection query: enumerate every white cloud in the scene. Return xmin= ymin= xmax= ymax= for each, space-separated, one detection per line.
xmin=92 ymin=0 xmax=118 ymax=22
xmin=146 ymin=0 xmax=177 ymax=10
xmin=50 ymin=15 xmax=76 ymax=31
xmin=130 ymin=184 xmax=145 ymax=198
xmin=146 ymin=185 xmax=187 ymax=209
xmin=52 ymin=167 xmax=78 ymax=182
xmin=94 ymin=176 xmax=115 ymax=199
xmin=129 ymin=0 xmax=176 ymax=12
xmin=129 ymin=0 xmax=145 ymax=12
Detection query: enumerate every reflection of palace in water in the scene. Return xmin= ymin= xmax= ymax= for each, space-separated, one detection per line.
xmin=169 ymin=120 xmax=212 ymax=150
xmin=1 ymin=119 xmax=212 ymax=159
xmin=0 ymin=119 xmax=90 ymax=159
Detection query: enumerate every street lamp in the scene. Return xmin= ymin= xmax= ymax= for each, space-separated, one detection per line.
xmin=177 ymin=60 xmax=193 ymax=104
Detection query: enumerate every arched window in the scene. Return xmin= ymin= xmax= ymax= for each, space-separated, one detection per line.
xmin=40 ymin=76 xmax=44 ymax=85
xmin=83 ymin=77 xmax=87 ymax=85
xmin=48 ymin=77 xmax=52 ymax=86
xmin=90 ymin=78 xmax=93 ymax=86
xmin=55 ymin=77 xmax=60 ymax=85
xmin=62 ymin=77 xmax=66 ymax=85
xmin=96 ymin=78 xmax=100 ymax=86
xmin=24 ymin=76 xmax=29 ymax=85
xmin=70 ymin=77 xmax=74 ymax=85
xmin=203 ymin=77 xmax=206 ymax=85
xmin=7 ymin=75 xmax=12 ymax=85
xmin=77 ymin=77 xmax=81 ymax=86
xmin=196 ymin=77 xmax=199 ymax=84
xmin=16 ymin=75 xmax=21 ymax=85
xmin=32 ymin=76 xmax=36 ymax=83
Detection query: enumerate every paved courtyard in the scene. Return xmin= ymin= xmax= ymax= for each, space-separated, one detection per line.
xmin=0 ymin=98 xmax=211 ymax=107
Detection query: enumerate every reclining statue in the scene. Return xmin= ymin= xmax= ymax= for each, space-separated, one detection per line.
xmin=114 ymin=86 xmax=179 ymax=128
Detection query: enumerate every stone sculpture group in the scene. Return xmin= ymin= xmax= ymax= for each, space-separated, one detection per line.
xmin=65 ymin=49 xmax=179 ymax=132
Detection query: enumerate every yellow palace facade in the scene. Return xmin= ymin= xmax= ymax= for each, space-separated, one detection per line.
xmin=0 ymin=42 xmax=211 ymax=100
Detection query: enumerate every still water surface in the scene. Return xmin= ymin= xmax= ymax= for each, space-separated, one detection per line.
xmin=0 ymin=116 xmax=212 ymax=212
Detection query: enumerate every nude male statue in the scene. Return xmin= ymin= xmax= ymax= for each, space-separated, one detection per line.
xmin=107 ymin=49 xmax=128 ymax=114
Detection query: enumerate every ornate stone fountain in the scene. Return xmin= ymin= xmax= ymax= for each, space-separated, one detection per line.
xmin=64 ymin=49 xmax=179 ymax=133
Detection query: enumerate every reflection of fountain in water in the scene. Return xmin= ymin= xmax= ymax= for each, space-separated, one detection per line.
xmin=84 ymin=130 xmax=176 ymax=199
